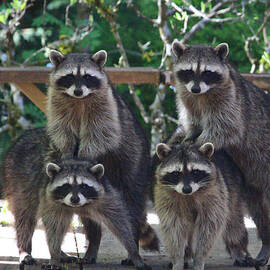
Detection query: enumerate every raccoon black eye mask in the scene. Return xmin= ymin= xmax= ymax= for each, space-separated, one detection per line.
xmin=177 ymin=69 xmax=222 ymax=85
xmin=56 ymin=73 xmax=101 ymax=91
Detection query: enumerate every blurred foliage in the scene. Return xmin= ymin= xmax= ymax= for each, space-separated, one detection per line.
xmin=0 ymin=0 xmax=269 ymax=189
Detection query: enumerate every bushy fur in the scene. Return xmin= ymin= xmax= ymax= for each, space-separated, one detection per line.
xmin=2 ymin=128 xmax=151 ymax=269
xmin=154 ymin=142 xmax=253 ymax=270
xmin=46 ymin=50 xmax=159 ymax=255
xmin=172 ymin=41 xmax=270 ymax=266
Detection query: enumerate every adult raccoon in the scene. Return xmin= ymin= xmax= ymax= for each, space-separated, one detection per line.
xmin=47 ymin=50 xmax=159 ymax=259
xmin=154 ymin=142 xmax=253 ymax=270
xmin=2 ymin=128 xmax=151 ymax=270
xmin=172 ymin=41 xmax=270 ymax=266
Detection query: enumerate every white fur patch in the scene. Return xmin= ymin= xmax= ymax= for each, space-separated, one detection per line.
xmin=174 ymin=182 xmax=200 ymax=195
xmin=174 ymin=183 xmax=184 ymax=193
xmin=175 ymin=62 xmax=192 ymax=71
xmin=160 ymin=164 xmax=183 ymax=176
xmin=80 ymin=68 xmax=104 ymax=79
xmin=204 ymin=65 xmax=222 ymax=73
xmin=19 ymin=252 xmax=30 ymax=263
xmin=192 ymin=62 xmax=198 ymax=71
xmin=63 ymin=192 xmax=88 ymax=207
xmin=199 ymin=82 xmax=210 ymax=93
xmin=185 ymin=81 xmax=194 ymax=92
xmin=187 ymin=163 xmax=211 ymax=174
xmin=65 ymin=85 xmax=93 ymax=98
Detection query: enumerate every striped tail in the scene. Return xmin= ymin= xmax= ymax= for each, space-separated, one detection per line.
xmin=139 ymin=222 xmax=160 ymax=251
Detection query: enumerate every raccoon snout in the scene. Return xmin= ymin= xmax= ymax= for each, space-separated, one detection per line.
xmin=70 ymin=194 xmax=80 ymax=204
xmin=182 ymin=185 xmax=192 ymax=194
xmin=191 ymin=86 xmax=201 ymax=94
xmin=74 ymin=89 xmax=83 ymax=97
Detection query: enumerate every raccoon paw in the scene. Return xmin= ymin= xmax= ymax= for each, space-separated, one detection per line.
xmin=41 ymin=264 xmax=62 ymax=270
xmin=168 ymin=262 xmax=189 ymax=269
xmin=20 ymin=255 xmax=36 ymax=265
xmin=81 ymin=257 xmax=96 ymax=264
xmin=135 ymin=262 xmax=152 ymax=270
xmin=234 ymin=255 xmax=255 ymax=267
xmin=254 ymin=257 xmax=269 ymax=267
xmin=60 ymin=256 xmax=78 ymax=264
xmin=121 ymin=258 xmax=134 ymax=266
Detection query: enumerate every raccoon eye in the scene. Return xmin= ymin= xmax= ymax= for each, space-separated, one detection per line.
xmin=81 ymin=183 xmax=88 ymax=189
xmin=56 ymin=74 xmax=75 ymax=88
xmin=52 ymin=183 xmax=71 ymax=200
xmin=80 ymin=185 xmax=98 ymax=199
xmin=201 ymin=71 xmax=222 ymax=84
xmin=191 ymin=170 xmax=208 ymax=181
xmin=162 ymin=171 xmax=182 ymax=185
xmin=83 ymin=74 xmax=101 ymax=89
xmin=177 ymin=69 xmax=194 ymax=83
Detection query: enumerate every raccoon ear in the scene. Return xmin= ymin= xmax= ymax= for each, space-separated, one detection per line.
xmin=92 ymin=50 xmax=107 ymax=67
xmin=198 ymin=143 xmax=214 ymax=158
xmin=90 ymin=164 xmax=105 ymax=179
xmin=156 ymin=143 xmax=172 ymax=160
xmin=46 ymin=162 xmax=61 ymax=178
xmin=172 ymin=40 xmax=186 ymax=58
xmin=49 ymin=50 xmax=65 ymax=67
xmin=215 ymin=43 xmax=229 ymax=61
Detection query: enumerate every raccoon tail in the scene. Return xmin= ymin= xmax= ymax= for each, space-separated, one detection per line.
xmin=139 ymin=222 xmax=160 ymax=251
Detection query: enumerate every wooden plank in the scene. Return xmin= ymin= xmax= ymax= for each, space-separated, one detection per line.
xmin=14 ymin=83 xmax=46 ymax=113
xmin=160 ymin=71 xmax=270 ymax=90
xmin=0 ymin=67 xmax=160 ymax=85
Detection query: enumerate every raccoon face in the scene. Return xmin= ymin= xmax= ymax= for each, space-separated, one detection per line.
xmin=172 ymin=41 xmax=229 ymax=94
xmin=49 ymin=50 xmax=107 ymax=98
xmin=156 ymin=142 xmax=215 ymax=195
xmin=46 ymin=162 xmax=105 ymax=207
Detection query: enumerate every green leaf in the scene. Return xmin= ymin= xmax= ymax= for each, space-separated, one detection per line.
xmin=201 ymin=2 xmax=206 ymax=13
xmin=174 ymin=12 xmax=182 ymax=21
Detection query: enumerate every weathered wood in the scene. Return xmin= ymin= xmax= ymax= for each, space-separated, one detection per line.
xmin=14 ymin=83 xmax=46 ymax=113
xmin=0 ymin=67 xmax=160 ymax=85
xmin=1 ymin=67 xmax=269 ymax=89
xmin=160 ymin=70 xmax=270 ymax=90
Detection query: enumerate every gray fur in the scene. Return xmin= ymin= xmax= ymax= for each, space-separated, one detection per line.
xmin=173 ymin=41 xmax=270 ymax=266
xmin=154 ymin=142 xmax=253 ymax=270
xmin=47 ymin=50 xmax=158 ymax=255
xmin=2 ymin=130 xmax=150 ymax=269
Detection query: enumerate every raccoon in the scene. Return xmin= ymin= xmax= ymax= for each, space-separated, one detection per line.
xmin=47 ymin=50 xmax=158 ymax=256
xmin=154 ymin=142 xmax=253 ymax=270
xmin=2 ymin=129 xmax=151 ymax=270
xmin=171 ymin=41 xmax=270 ymax=266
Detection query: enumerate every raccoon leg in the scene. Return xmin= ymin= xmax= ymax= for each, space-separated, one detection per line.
xmin=245 ymin=188 xmax=270 ymax=266
xmin=192 ymin=218 xmax=223 ymax=270
xmin=100 ymin=201 xmax=151 ymax=270
xmin=13 ymin=203 xmax=38 ymax=265
xmin=80 ymin=217 xmax=102 ymax=264
xmin=223 ymin=208 xmax=254 ymax=267
xmin=41 ymin=209 xmax=74 ymax=266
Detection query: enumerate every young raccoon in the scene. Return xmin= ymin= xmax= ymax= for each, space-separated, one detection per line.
xmin=172 ymin=41 xmax=270 ymax=266
xmin=2 ymin=137 xmax=151 ymax=269
xmin=154 ymin=142 xmax=253 ymax=270
xmin=47 ymin=50 xmax=158 ymax=256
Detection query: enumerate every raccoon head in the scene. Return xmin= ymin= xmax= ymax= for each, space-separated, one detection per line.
xmin=156 ymin=142 xmax=215 ymax=195
xmin=172 ymin=40 xmax=230 ymax=94
xmin=49 ymin=50 xmax=108 ymax=98
xmin=46 ymin=160 xmax=105 ymax=207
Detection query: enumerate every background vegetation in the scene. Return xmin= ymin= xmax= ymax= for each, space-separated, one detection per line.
xmin=0 ymin=0 xmax=269 ymax=174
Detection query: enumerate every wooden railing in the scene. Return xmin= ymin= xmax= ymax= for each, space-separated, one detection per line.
xmin=0 ymin=67 xmax=270 ymax=113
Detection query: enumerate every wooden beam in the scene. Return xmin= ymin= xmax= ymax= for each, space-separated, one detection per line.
xmin=13 ymin=83 xmax=46 ymax=113
xmin=0 ymin=67 xmax=160 ymax=85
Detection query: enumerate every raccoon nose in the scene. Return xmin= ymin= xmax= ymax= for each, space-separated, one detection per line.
xmin=182 ymin=185 xmax=192 ymax=194
xmin=70 ymin=195 xmax=80 ymax=204
xmin=191 ymin=86 xmax=201 ymax=94
xmin=74 ymin=89 xmax=83 ymax=97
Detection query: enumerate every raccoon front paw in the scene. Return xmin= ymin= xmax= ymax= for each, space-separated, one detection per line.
xmin=234 ymin=255 xmax=255 ymax=267
xmin=121 ymin=258 xmax=134 ymax=266
xmin=136 ymin=262 xmax=152 ymax=270
xmin=41 ymin=264 xmax=62 ymax=270
xmin=254 ymin=257 xmax=269 ymax=267
xmin=20 ymin=255 xmax=36 ymax=265
xmin=60 ymin=256 xmax=78 ymax=264
xmin=81 ymin=257 xmax=96 ymax=264
xmin=168 ymin=262 xmax=189 ymax=269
